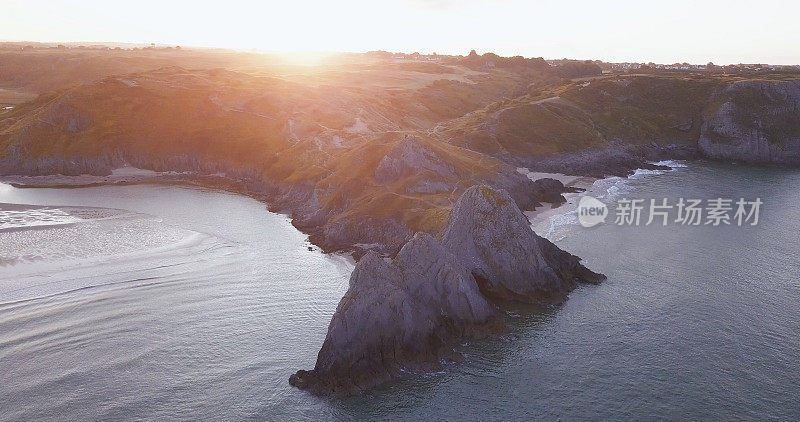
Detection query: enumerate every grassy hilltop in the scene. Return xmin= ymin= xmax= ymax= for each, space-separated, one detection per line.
xmin=1 ymin=46 xmax=798 ymax=253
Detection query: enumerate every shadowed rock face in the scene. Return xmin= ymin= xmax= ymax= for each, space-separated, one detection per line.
xmin=374 ymin=136 xmax=455 ymax=183
xmin=529 ymin=177 xmax=580 ymax=205
xmin=290 ymin=185 xmax=604 ymax=395
xmin=289 ymin=234 xmax=503 ymax=395
xmin=700 ymin=80 xmax=800 ymax=164
xmin=516 ymin=144 xmax=694 ymax=178
xmin=442 ymin=186 xmax=604 ymax=304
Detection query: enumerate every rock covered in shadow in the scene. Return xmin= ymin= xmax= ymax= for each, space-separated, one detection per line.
xmin=374 ymin=135 xmax=456 ymax=183
xmin=515 ymin=143 xmax=692 ymax=178
xmin=699 ymin=80 xmax=800 ymax=164
xmin=290 ymin=185 xmax=603 ymax=395
xmin=442 ymin=185 xmax=604 ymax=304
xmin=530 ymin=177 xmax=582 ymax=205
xmin=289 ymin=233 xmax=503 ymax=395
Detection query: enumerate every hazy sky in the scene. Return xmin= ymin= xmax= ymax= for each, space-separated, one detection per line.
xmin=2 ymin=0 xmax=799 ymax=64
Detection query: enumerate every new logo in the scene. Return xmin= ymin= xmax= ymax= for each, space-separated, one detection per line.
xmin=577 ymin=196 xmax=608 ymax=227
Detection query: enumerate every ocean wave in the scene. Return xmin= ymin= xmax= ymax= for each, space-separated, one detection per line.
xmin=537 ymin=161 xmax=690 ymax=240
xmin=632 ymin=168 xmax=668 ymax=177
xmin=653 ymin=159 xmax=688 ymax=168
xmin=593 ymin=176 xmax=627 ymax=201
xmin=630 ymin=160 xmax=688 ymax=178
xmin=544 ymin=210 xmax=579 ymax=241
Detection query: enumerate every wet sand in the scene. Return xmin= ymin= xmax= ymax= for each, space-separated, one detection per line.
xmin=520 ymin=169 xmax=597 ymax=237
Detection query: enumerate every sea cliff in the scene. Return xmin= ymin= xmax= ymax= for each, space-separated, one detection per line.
xmin=699 ymin=80 xmax=800 ymax=164
xmin=289 ymin=185 xmax=603 ymax=395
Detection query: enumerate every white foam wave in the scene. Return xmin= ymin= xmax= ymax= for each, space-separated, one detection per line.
xmin=653 ymin=159 xmax=688 ymax=168
xmin=534 ymin=161 xmax=690 ymax=240
xmin=632 ymin=168 xmax=668 ymax=177
xmin=544 ymin=210 xmax=579 ymax=241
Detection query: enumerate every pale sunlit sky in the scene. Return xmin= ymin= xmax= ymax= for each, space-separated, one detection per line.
xmin=2 ymin=0 xmax=799 ymax=65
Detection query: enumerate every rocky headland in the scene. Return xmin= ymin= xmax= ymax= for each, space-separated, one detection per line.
xmin=1 ymin=49 xmax=799 ymax=395
xmin=289 ymin=185 xmax=604 ymax=395
xmin=699 ymin=79 xmax=800 ymax=164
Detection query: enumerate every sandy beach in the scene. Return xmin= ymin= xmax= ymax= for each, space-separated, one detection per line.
xmin=4 ymin=165 xmax=602 ymax=240
xmin=519 ymin=168 xmax=598 ymax=237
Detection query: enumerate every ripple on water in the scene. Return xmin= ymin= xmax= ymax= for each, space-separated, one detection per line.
xmin=2 ymin=164 xmax=800 ymax=421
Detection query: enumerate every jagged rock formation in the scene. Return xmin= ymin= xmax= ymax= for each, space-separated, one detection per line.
xmin=374 ymin=135 xmax=455 ymax=183
xmin=290 ymin=186 xmax=604 ymax=395
xmin=442 ymin=186 xmax=604 ymax=303
xmin=530 ymin=177 xmax=580 ymax=205
xmin=699 ymin=80 xmax=800 ymax=164
xmin=289 ymin=233 xmax=504 ymax=394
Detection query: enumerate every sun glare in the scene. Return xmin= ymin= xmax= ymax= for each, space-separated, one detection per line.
xmin=272 ymin=51 xmax=337 ymax=67
xmin=3 ymin=0 xmax=800 ymax=64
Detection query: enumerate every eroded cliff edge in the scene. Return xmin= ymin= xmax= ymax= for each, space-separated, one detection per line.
xmin=699 ymin=80 xmax=800 ymax=164
xmin=433 ymin=75 xmax=800 ymax=174
xmin=289 ymin=185 xmax=604 ymax=395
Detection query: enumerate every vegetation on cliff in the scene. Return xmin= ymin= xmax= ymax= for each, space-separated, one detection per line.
xmin=1 ymin=48 xmax=799 ymax=252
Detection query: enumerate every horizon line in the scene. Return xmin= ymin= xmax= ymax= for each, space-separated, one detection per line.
xmin=2 ymin=39 xmax=799 ymax=67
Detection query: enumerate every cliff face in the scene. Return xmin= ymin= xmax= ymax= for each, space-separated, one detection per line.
xmin=3 ymin=63 xmax=800 ymax=258
xmin=433 ymin=75 xmax=719 ymax=176
xmin=699 ymin=80 xmax=800 ymax=164
xmin=0 ymin=67 xmax=574 ymax=257
xmin=435 ymin=75 xmax=800 ymax=173
xmin=289 ymin=234 xmax=504 ymax=395
xmin=289 ymin=186 xmax=604 ymax=395
xmin=374 ymin=137 xmax=456 ymax=184
xmin=442 ymin=186 xmax=604 ymax=303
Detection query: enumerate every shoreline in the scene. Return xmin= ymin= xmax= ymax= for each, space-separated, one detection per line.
xmin=523 ymin=160 xmax=688 ymax=240
xmin=0 ymin=182 xmax=357 ymax=305
xmin=0 ymin=169 xmax=366 ymax=259
xmin=523 ymin=171 xmax=597 ymax=237
xmin=2 ymin=161 xmax=688 ymax=257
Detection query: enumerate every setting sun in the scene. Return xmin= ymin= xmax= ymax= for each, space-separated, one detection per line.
xmin=3 ymin=0 xmax=800 ymax=64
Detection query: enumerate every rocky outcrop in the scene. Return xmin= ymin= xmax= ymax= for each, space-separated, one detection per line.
xmin=516 ymin=143 xmax=695 ymax=178
xmin=699 ymin=80 xmax=800 ymax=164
xmin=290 ymin=185 xmax=604 ymax=395
xmin=289 ymin=234 xmax=503 ymax=395
xmin=374 ymin=136 xmax=455 ymax=183
xmin=530 ymin=177 xmax=580 ymax=205
xmin=442 ymin=186 xmax=604 ymax=303
xmin=489 ymin=165 xmax=550 ymax=210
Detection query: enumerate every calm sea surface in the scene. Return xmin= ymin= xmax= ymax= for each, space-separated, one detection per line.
xmin=1 ymin=161 xmax=799 ymax=421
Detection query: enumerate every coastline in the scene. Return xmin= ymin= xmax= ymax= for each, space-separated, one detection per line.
xmin=0 ymin=181 xmax=357 ymax=304
xmin=3 ymin=162 xmax=688 ymax=249
xmin=0 ymin=166 xmax=239 ymax=191
xmin=523 ymin=160 xmax=689 ymax=240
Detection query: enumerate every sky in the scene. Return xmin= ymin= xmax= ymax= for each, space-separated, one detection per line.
xmin=2 ymin=0 xmax=799 ymax=65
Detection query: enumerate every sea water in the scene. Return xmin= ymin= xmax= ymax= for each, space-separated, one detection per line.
xmin=1 ymin=161 xmax=799 ymax=420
